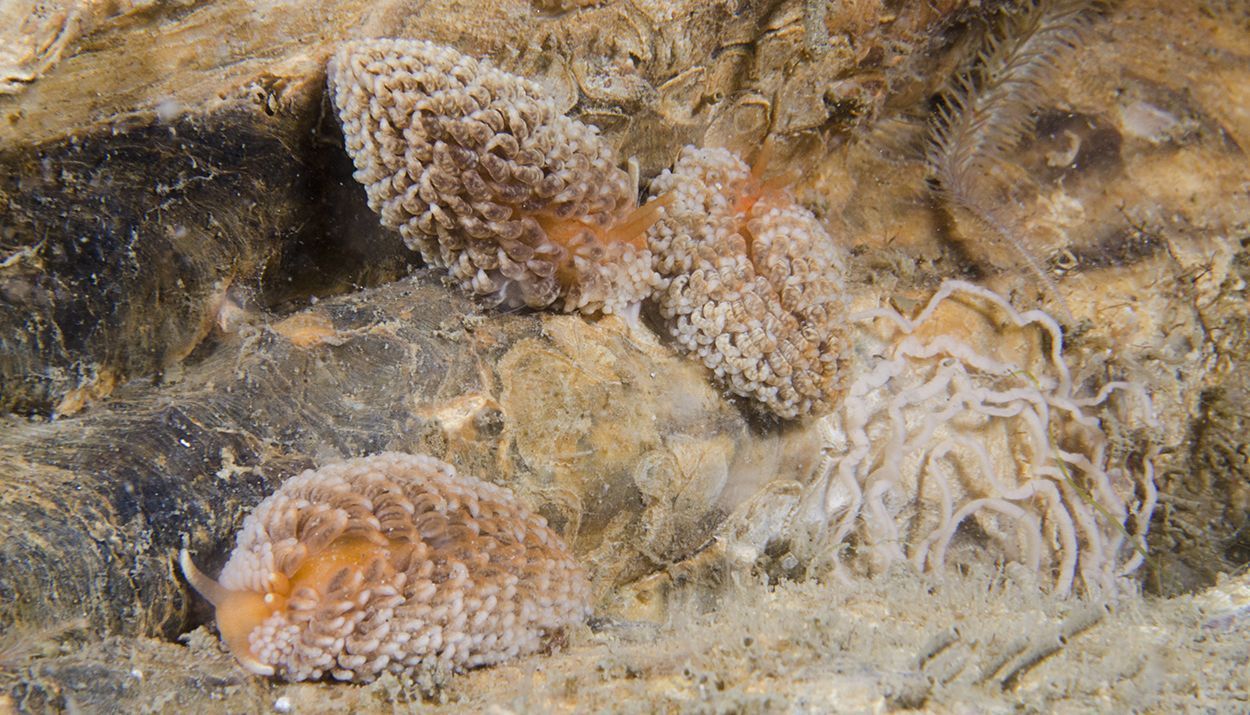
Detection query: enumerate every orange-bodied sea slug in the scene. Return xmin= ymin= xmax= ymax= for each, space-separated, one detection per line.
xmin=327 ymin=38 xmax=662 ymax=316
xmin=180 ymin=452 xmax=590 ymax=682
xmin=645 ymin=145 xmax=851 ymax=420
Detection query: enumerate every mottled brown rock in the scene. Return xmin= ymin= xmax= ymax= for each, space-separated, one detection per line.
xmin=0 ymin=271 xmax=819 ymax=642
xmin=0 ymin=46 xmax=415 ymax=416
xmin=0 ymin=109 xmax=412 ymax=416
xmin=1145 ymin=244 xmax=1250 ymax=596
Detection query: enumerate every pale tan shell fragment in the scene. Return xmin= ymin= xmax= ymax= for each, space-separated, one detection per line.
xmin=327 ymin=38 xmax=658 ymax=315
xmin=646 ymin=146 xmax=850 ymax=420
xmin=182 ymin=452 xmax=590 ymax=683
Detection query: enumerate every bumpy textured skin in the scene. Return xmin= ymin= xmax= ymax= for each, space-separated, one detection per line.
xmin=217 ymin=452 xmax=590 ymax=682
xmin=646 ymin=146 xmax=850 ymax=419
xmin=327 ymin=39 xmax=656 ymax=314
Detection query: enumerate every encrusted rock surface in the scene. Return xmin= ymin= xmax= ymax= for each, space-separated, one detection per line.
xmin=0 ymin=271 xmax=818 ymax=641
xmin=1 ymin=0 xmax=1248 ymax=711
xmin=0 ymin=0 xmax=962 ymax=415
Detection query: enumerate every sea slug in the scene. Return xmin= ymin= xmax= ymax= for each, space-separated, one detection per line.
xmin=645 ymin=145 xmax=851 ymax=420
xmin=327 ymin=38 xmax=661 ymax=316
xmin=180 ymin=452 xmax=590 ymax=682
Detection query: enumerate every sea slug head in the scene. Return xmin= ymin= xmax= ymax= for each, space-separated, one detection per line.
xmin=179 ymin=535 xmax=391 ymax=677
xmin=532 ymin=188 xmax=673 ymax=316
xmin=327 ymin=39 xmax=660 ymax=316
xmin=179 ymin=548 xmax=280 ymax=676
xmin=729 ymin=142 xmax=801 ymax=217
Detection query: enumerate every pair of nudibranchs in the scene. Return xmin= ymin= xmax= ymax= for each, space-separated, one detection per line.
xmin=328 ymin=38 xmax=851 ymax=422
xmin=182 ymin=38 xmax=852 ymax=684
